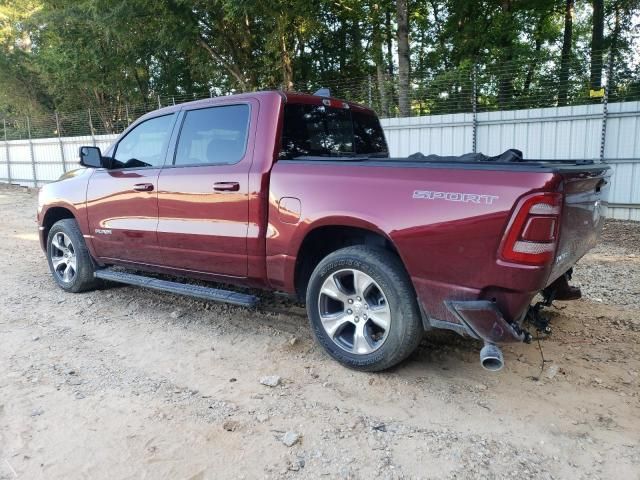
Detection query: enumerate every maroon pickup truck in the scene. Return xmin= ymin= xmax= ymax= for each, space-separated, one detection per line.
xmin=37 ymin=90 xmax=610 ymax=372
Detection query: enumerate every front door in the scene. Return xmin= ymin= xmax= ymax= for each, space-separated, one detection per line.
xmin=86 ymin=113 xmax=177 ymax=264
xmin=156 ymin=101 xmax=255 ymax=277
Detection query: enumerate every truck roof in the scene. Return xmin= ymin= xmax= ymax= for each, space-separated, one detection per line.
xmin=281 ymin=91 xmax=375 ymax=113
xmin=139 ymin=90 xmax=375 ymax=122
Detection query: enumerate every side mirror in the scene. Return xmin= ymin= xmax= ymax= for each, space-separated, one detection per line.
xmin=79 ymin=146 xmax=103 ymax=168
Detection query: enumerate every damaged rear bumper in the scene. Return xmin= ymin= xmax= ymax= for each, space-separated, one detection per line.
xmin=445 ymin=300 xmax=530 ymax=344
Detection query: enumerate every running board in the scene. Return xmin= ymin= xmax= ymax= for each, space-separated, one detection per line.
xmin=94 ymin=269 xmax=259 ymax=307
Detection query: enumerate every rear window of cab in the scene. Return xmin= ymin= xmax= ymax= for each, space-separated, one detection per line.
xmin=279 ymin=103 xmax=388 ymax=159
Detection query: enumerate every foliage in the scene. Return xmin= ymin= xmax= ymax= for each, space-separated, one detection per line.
xmin=0 ymin=0 xmax=639 ymax=121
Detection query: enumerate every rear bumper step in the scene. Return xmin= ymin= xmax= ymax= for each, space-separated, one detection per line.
xmin=94 ymin=269 xmax=259 ymax=307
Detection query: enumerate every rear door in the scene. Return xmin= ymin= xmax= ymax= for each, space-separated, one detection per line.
xmin=155 ymin=100 xmax=256 ymax=277
xmin=86 ymin=113 xmax=176 ymax=264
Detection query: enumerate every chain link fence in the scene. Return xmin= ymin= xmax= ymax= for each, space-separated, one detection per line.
xmin=1 ymin=53 xmax=640 ymax=216
xmin=2 ymin=52 xmax=638 ymax=141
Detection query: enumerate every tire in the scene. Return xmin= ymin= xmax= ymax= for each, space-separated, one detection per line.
xmin=46 ymin=218 xmax=99 ymax=293
xmin=306 ymin=245 xmax=423 ymax=372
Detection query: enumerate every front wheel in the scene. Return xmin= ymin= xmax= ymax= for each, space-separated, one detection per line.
xmin=306 ymin=245 xmax=423 ymax=372
xmin=46 ymin=218 xmax=99 ymax=293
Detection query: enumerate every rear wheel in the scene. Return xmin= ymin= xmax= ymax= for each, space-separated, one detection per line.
xmin=306 ymin=245 xmax=423 ymax=371
xmin=47 ymin=219 xmax=99 ymax=293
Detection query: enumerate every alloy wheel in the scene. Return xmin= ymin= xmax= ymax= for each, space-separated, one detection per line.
xmin=317 ymin=268 xmax=391 ymax=355
xmin=50 ymin=232 xmax=77 ymax=283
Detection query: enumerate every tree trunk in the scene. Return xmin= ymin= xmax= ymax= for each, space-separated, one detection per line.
xmin=339 ymin=21 xmax=346 ymax=72
xmin=558 ymin=0 xmax=574 ymax=106
xmin=497 ymin=0 xmax=515 ymax=109
xmin=607 ymin=0 xmax=623 ymax=98
xmin=385 ymin=9 xmax=393 ymax=76
xmin=297 ymin=35 xmax=307 ymax=85
xmin=372 ymin=20 xmax=389 ymax=117
xmin=280 ymin=28 xmax=294 ymax=90
xmin=351 ymin=19 xmax=362 ymax=71
xmin=589 ymin=0 xmax=605 ymax=91
xmin=523 ymin=15 xmax=545 ymax=98
xmin=396 ymin=0 xmax=411 ymax=117
xmin=197 ymin=37 xmax=249 ymax=92
xmin=376 ymin=63 xmax=390 ymax=118
xmin=523 ymin=35 xmax=542 ymax=97
xmin=429 ymin=0 xmax=449 ymax=70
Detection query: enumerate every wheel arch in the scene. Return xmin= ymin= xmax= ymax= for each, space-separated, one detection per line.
xmin=292 ymin=219 xmax=407 ymax=300
xmin=41 ymin=206 xmax=77 ymax=248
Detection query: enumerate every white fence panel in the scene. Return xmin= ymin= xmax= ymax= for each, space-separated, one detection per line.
xmin=475 ymin=105 xmax=604 ymax=159
xmin=381 ymin=101 xmax=640 ymax=220
xmin=382 ymin=112 xmax=474 ymax=156
xmin=1 ymin=103 xmax=639 ymax=219
xmin=0 ymin=134 xmax=118 ymax=186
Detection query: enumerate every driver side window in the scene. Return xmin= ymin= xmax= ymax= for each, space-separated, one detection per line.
xmin=113 ymin=114 xmax=175 ymax=169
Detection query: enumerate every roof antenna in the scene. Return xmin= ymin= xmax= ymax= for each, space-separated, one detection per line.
xmin=314 ymin=88 xmax=331 ymax=97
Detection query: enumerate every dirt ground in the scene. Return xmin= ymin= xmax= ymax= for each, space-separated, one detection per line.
xmin=1 ymin=183 xmax=639 ymax=480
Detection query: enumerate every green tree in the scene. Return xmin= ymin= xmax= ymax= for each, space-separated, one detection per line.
xmin=1 ymin=0 xmax=640 ymax=124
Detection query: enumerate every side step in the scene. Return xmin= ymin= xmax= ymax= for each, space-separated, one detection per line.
xmin=94 ymin=269 xmax=259 ymax=307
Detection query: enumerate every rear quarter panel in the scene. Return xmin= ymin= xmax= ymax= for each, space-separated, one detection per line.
xmin=267 ymin=161 xmax=560 ymax=323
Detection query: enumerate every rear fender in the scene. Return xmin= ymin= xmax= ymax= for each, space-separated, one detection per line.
xmin=268 ymin=214 xmax=403 ymax=294
xmin=291 ymin=215 xmax=393 ymax=257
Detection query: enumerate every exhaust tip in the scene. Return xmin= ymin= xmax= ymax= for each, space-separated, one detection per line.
xmin=480 ymin=343 xmax=504 ymax=372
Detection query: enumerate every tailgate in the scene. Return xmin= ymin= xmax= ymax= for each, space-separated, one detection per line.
xmin=549 ymin=167 xmax=611 ymax=283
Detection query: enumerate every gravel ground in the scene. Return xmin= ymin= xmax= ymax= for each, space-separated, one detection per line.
xmin=0 ymin=184 xmax=639 ymax=480
xmin=573 ymin=220 xmax=640 ymax=309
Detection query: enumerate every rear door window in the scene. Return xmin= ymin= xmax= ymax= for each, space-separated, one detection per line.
xmin=174 ymin=104 xmax=250 ymax=166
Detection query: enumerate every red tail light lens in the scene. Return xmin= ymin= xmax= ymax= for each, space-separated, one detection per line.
xmin=521 ymin=217 xmax=557 ymax=242
xmin=500 ymin=192 xmax=562 ymax=265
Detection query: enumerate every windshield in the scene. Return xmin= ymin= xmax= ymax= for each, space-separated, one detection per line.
xmin=279 ymin=103 xmax=388 ymax=159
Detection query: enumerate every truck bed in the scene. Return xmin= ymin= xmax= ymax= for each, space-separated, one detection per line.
xmin=269 ymin=156 xmax=610 ymax=327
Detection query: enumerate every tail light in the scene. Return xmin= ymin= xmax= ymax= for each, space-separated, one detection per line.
xmin=500 ymin=192 xmax=562 ymax=266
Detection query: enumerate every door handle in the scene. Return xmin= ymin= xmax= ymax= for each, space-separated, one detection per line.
xmin=133 ymin=183 xmax=154 ymax=192
xmin=214 ymin=182 xmax=240 ymax=192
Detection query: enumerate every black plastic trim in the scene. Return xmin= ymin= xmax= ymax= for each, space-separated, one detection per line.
xmin=429 ymin=318 xmax=478 ymax=338
xmin=280 ymin=158 xmax=611 ymax=174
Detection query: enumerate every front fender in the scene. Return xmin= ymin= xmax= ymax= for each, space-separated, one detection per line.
xmin=38 ymin=169 xmax=93 ymax=253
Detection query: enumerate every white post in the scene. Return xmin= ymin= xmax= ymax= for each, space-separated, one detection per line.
xmin=27 ymin=116 xmax=37 ymax=187
xmin=55 ymin=112 xmax=67 ymax=172
xmin=88 ymin=109 xmax=96 ymax=147
xmin=3 ymin=119 xmax=11 ymax=183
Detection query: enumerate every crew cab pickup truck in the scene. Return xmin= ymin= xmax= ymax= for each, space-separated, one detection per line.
xmin=37 ymin=90 xmax=610 ymax=372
